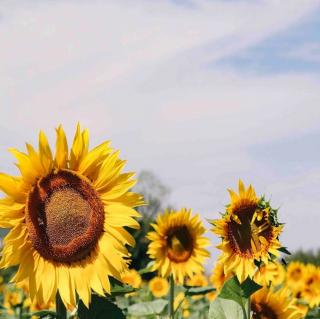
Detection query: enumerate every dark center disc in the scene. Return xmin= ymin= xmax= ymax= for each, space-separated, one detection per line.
xmin=227 ymin=204 xmax=273 ymax=257
xmin=166 ymin=225 xmax=193 ymax=263
xmin=26 ymin=170 xmax=105 ymax=263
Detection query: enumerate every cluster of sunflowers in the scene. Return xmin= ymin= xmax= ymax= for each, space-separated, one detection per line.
xmin=0 ymin=124 xmax=319 ymax=319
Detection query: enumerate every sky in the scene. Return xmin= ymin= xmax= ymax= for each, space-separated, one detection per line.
xmin=1 ymin=0 xmax=320 ymax=263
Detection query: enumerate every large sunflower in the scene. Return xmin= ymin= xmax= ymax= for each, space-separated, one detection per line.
xmin=0 ymin=124 xmax=143 ymax=308
xmin=211 ymin=180 xmax=283 ymax=282
xmin=147 ymin=208 xmax=210 ymax=284
xmin=251 ymin=287 xmax=304 ymax=319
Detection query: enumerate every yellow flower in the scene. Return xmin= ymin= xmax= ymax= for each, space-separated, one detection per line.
xmin=174 ymin=292 xmax=189 ymax=315
xmin=211 ymin=180 xmax=283 ymax=282
xmin=286 ymin=261 xmax=306 ymax=294
xmin=4 ymin=290 xmax=23 ymax=307
xmin=0 ymin=124 xmax=143 ymax=308
xmin=254 ymin=261 xmax=286 ymax=287
xmin=251 ymin=287 xmax=304 ymax=319
xmin=210 ymin=262 xmax=231 ymax=291
xmin=149 ymin=277 xmax=169 ymax=298
xmin=300 ymin=264 xmax=320 ymax=308
xmin=147 ymin=208 xmax=210 ymax=284
xmin=121 ymin=269 xmax=142 ymax=289
xmin=186 ymin=273 xmax=208 ymax=300
xmin=186 ymin=273 xmax=208 ymax=287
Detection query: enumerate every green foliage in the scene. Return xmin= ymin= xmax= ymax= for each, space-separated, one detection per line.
xmin=305 ymin=307 xmax=320 ymax=319
xmin=209 ymin=298 xmax=246 ymax=319
xmin=288 ymin=249 xmax=320 ymax=266
xmin=209 ymin=276 xmax=262 ymax=319
xmin=184 ymin=286 xmax=216 ymax=296
xmin=110 ymin=277 xmax=137 ymax=296
xmin=126 ymin=299 xmax=168 ymax=317
xmin=78 ymin=295 xmax=125 ymax=319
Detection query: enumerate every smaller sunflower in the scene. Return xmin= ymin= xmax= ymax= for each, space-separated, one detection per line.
xmin=121 ymin=269 xmax=142 ymax=289
xmin=147 ymin=208 xmax=210 ymax=284
xmin=251 ymin=287 xmax=304 ymax=319
xmin=186 ymin=273 xmax=208 ymax=287
xmin=286 ymin=261 xmax=306 ymax=294
xmin=211 ymin=180 xmax=283 ymax=282
xmin=254 ymin=261 xmax=286 ymax=287
xmin=149 ymin=277 xmax=169 ymax=298
xmin=300 ymin=264 xmax=320 ymax=308
xmin=174 ymin=292 xmax=190 ymax=318
xmin=210 ymin=262 xmax=231 ymax=292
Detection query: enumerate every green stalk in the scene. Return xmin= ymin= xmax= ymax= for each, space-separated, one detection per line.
xmin=169 ymin=275 xmax=175 ymax=319
xmin=56 ymin=292 xmax=67 ymax=319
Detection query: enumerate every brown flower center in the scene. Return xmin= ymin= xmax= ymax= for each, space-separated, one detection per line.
xmin=26 ymin=170 xmax=104 ymax=263
xmin=227 ymin=204 xmax=273 ymax=257
xmin=166 ymin=226 xmax=193 ymax=263
xmin=252 ymin=302 xmax=278 ymax=319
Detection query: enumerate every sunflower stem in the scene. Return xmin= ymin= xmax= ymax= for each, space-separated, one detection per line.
xmin=247 ymin=296 xmax=251 ymax=319
xmin=169 ymin=275 xmax=175 ymax=319
xmin=56 ymin=292 xmax=67 ymax=319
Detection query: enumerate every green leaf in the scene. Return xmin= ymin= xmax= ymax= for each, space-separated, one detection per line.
xmin=78 ymin=295 xmax=125 ymax=319
xmin=185 ymin=286 xmax=216 ymax=296
xmin=209 ymin=297 xmax=246 ymax=319
xmin=109 ymin=277 xmax=137 ymax=296
xmin=127 ymin=299 xmax=168 ymax=317
xmin=218 ymin=276 xmax=261 ymax=318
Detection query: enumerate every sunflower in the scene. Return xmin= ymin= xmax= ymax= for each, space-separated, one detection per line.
xmin=286 ymin=261 xmax=306 ymax=294
xmin=0 ymin=124 xmax=143 ymax=308
xmin=174 ymin=292 xmax=190 ymax=318
xmin=186 ymin=273 xmax=208 ymax=287
xmin=211 ymin=180 xmax=283 ymax=282
xmin=254 ymin=261 xmax=286 ymax=287
xmin=149 ymin=277 xmax=169 ymax=298
xmin=147 ymin=208 xmax=210 ymax=284
xmin=121 ymin=269 xmax=142 ymax=289
xmin=300 ymin=264 xmax=320 ymax=308
xmin=251 ymin=287 xmax=304 ymax=319
xmin=210 ymin=261 xmax=231 ymax=291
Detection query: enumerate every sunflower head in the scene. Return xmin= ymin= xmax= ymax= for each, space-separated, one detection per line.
xmin=212 ymin=180 xmax=283 ymax=282
xmin=286 ymin=261 xmax=306 ymax=294
xmin=186 ymin=273 xmax=208 ymax=287
xmin=0 ymin=124 xmax=143 ymax=308
xmin=149 ymin=277 xmax=169 ymax=298
xmin=147 ymin=208 xmax=210 ymax=284
xmin=251 ymin=286 xmax=304 ymax=319
xmin=121 ymin=269 xmax=142 ymax=289
xmin=210 ymin=261 xmax=231 ymax=291
xmin=254 ymin=261 xmax=286 ymax=287
xmin=300 ymin=264 xmax=320 ymax=308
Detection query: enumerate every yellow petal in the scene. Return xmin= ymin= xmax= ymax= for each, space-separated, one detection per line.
xmin=55 ymin=125 xmax=68 ymax=169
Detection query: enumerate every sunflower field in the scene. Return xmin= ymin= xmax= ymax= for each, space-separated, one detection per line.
xmin=0 ymin=124 xmax=319 ymax=319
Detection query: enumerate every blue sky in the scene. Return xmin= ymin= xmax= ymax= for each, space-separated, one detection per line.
xmin=0 ymin=0 xmax=320 ymax=264
xmin=217 ymin=8 xmax=320 ymax=74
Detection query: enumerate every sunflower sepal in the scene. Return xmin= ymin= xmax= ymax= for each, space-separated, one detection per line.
xmin=277 ymin=246 xmax=291 ymax=255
